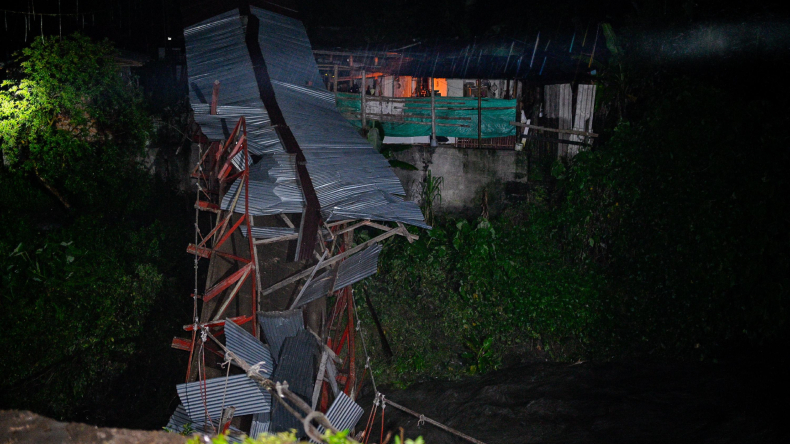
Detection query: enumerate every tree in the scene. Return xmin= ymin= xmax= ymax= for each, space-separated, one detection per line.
xmin=0 ymin=33 xmax=150 ymax=209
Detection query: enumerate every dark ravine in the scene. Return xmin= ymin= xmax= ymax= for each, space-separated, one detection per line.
xmin=1 ymin=360 xmax=785 ymax=443
xmin=357 ymin=361 xmax=785 ymax=444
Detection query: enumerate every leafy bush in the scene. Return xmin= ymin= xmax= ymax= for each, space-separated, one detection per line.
xmin=0 ymin=34 xmax=190 ymax=422
xmin=184 ymin=429 xmax=425 ymax=444
xmin=553 ymin=80 xmax=789 ymax=358
xmin=0 ymin=33 xmax=150 ymax=209
xmin=357 ymin=79 xmax=789 ymax=387
xmin=356 ymin=208 xmax=605 ymax=386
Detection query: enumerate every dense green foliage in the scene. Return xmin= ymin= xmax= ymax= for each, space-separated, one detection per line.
xmin=0 ymin=35 xmax=190 ymax=422
xmin=554 ymin=81 xmax=789 ymax=357
xmin=358 ymin=78 xmax=789 ymax=387
xmin=357 ymin=207 xmax=605 ymax=386
xmin=0 ymin=33 xmax=150 ymax=209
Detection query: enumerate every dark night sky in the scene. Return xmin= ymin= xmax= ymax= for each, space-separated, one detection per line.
xmin=3 ymin=0 xmax=788 ymax=61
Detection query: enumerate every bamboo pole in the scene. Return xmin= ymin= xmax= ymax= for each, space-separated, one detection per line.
xmin=333 ymin=64 xmax=338 ymax=94
xmin=477 ymin=79 xmax=482 ymax=149
xmin=510 ymin=121 xmax=598 ymax=137
xmin=430 ymin=77 xmax=437 ymax=147
xmin=361 ymin=69 xmax=367 ymax=129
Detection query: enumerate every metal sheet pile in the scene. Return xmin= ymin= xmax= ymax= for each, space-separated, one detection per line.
xmin=184 ymin=7 xmax=428 ymax=228
xmin=166 ymin=316 xmax=364 ymax=439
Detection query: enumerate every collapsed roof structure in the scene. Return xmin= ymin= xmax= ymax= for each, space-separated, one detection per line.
xmin=166 ymin=1 xmax=426 ymax=440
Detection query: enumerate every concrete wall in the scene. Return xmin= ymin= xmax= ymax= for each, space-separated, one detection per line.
xmin=392 ymin=145 xmax=531 ymax=218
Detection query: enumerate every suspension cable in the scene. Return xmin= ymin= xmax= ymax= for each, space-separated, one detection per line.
xmin=350 ymin=289 xmax=490 ymax=444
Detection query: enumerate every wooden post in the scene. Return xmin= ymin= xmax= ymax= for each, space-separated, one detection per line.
xmin=333 ymin=64 xmax=338 ymax=94
xmin=430 ymin=77 xmax=437 ymax=147
xmin=210 ymin=80 xmax=220 ymax=115
xmin=361 ymin=69 xmax=367 ymax=129
xmin=477 ymin=79 xmax=482 ymax=149
xmin=514 ymin=80 xmax=522 ymax=140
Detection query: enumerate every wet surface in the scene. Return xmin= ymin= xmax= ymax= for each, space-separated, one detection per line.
xmin=360 ymin=361 xmax=786 ymax=444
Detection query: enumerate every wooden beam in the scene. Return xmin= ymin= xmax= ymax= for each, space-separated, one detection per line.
xmin=212 ymin=264 xmax=253 ymax=321
xmin=260 ymin=226 xmax=418 ymax=297
xmin=361 ymin=69 xmax=367 ymax=129
xmin=289 ymin=250 xmax=329 ymax=309
xmin=341 ymin=113 xmax=469 ymax=128
xmin=430 ymin=77 xmax=437 ymax=147
xmin=342 ymin=112 xmax=471 ymax=121
xmin=253 ymin=219 xmax=355 ymax=245
xmin=280 ymin=213 xmax=295 ymax=228
xmin=332 ymin=64 xmax=338 ymax=95
xmin=364 ymin=220 xmax=393 ymax=232
xmin=510 ymin=121 xmax=598 ymax=138
xmin=477 ymin=79 xmax=482 ymax=150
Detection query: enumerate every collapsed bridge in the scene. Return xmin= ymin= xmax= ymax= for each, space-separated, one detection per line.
xmin=164 ymin=0 xmax=428 ymax=441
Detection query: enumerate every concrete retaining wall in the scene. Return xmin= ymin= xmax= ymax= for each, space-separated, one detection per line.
xmin=392 ymin=144 xmax=532 ymax=218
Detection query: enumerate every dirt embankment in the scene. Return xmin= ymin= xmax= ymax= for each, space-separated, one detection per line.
xmin=0 ymin=410 xmax=186 ymax=444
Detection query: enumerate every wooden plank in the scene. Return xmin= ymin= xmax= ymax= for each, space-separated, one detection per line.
xmin=261 ymin=227 xmax=418 ymax=297
xmin=558 ymin=83 xmax=573 ymax=157
xmin=289 ymin=250 xmax=329 ymax=309
xmin=341 ymin=114 xmax=469 ymax=128
xmin=569 ymin=84 xmax=597 ymax=156
xmin=333 ymin=64 xmax=338 ymax=94
xmin=363 ymin=220 xmax=392 ymax=232
xmin=510 ymin=121 xmax=598 ymax=138
xmin=342 ymin=112 xmax=471 ymax=121
xmin=477 ymin=79 xmax=482 ymax=149
xmin=361 ymin=69 xmax=366 ymax=128
xmin=253 ymin=219 xmax=355 ymax=245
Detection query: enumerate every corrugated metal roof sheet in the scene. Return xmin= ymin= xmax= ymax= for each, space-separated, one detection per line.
xmin=270 ymin=329 xmax=318 ymax=399
xmin=314 ymin=392 xmax=364 ymax=439
xmin=184 ymin=11 xmax=261 ymax=108
xmin=177 ymin=374 xmax=271 ymax=421
xmin=333 ymin=243 xmax=381 ymax=290
xmin=269 ymin=330 xmax=317 ymax=437
xmin=250 ymin=411 xmax=271 ymax=438
xmin=244 ymin=225 xmax=297 ymax=239
xmin=294 ymin=244 xmax=382 ymax=308
xmin=183 ymin=7 xmax=427 ymax=229
xmin=271 ymin=396 xmax=306 ymax=437
xmin=224 ymin=318 xmax=273 ymax=376
xmin=165 ymin=404 xmax=245 ymax=440
xmin=258 ymin=309 xmax=304 ymax=364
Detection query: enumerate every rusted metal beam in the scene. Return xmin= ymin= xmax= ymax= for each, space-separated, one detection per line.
xmin=182 ymin=315 xmax=253 ymax=332
xmin=203 ymin=262 xmax=253 ymax=302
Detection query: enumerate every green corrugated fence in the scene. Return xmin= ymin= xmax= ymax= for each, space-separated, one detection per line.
xmin=335 ymin=93 xmax=517 ymax=139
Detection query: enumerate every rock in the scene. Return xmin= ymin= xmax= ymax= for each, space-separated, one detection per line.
xmin=0 ymin=410 xmax=186 ymax=444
